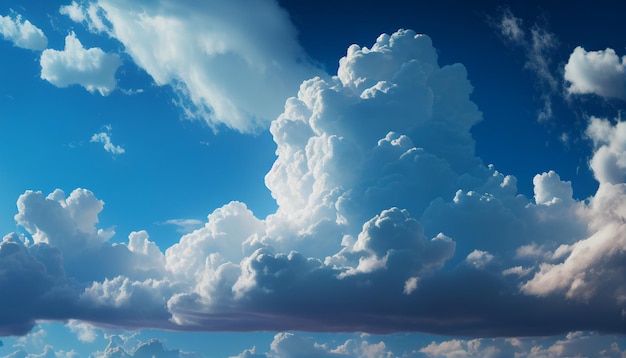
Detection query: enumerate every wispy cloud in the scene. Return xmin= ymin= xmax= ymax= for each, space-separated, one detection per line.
xmin=91 ymin=125 xmax=125 ymax=155
xmin=159 ymin=219 xmax=204 ymax=234
xmin=40 ymin=32 xmax=121 ymax=96
xmin=564 ymin=46 xmax=626 ymax=101
xmin=62 ymin=0 xmax=323 ymax=132
xmin=491 ymin=8 xmax=559 ymax=121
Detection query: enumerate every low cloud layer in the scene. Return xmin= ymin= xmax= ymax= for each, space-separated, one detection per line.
xmin=2 ymin=27 xmax=626 ymax=339
xmin=492 ymin=8 xmax=559 ymax=121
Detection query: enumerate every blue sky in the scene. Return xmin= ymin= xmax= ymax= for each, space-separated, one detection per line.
xmin=1 ymin=0 xmax=626 ymax=357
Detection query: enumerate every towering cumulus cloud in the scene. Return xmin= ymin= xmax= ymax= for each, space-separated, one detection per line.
xmin=2 ymin=29 xmax=626 ymax=337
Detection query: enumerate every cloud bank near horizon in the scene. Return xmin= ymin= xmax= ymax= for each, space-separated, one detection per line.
xmin=2 ymin=25 xmax=626 ymax=340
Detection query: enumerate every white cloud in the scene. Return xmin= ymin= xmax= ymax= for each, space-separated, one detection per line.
xmin=4 ymin=27 xmax=626 ymax=339
xmin=564 ymin=46 xmax=626 ymax=100
xmin=83 ymin=335 xmax=201 ymax=358
xmin=40 ymin=32 xmax=121 ymax=95
xmin=521 ymin=117 xmax=626 ymax=301
xmin=76 ymin=0 xmax=323 ymax=132
xmin=160 ymin=219 xmax=204 ymax=234
xmin=91 ymin=125 xmax=125 ymax=155
xmin=0 ymin=13 xmax=47 ymax=51
xmin=66 ymin=320 xmax=97 ymax=343
xmin=533 ymin=170 xmax=574 ymax=206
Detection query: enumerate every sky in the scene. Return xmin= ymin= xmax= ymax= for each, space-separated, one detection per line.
xmin=0 ymin=0 xmax=626 ymax=357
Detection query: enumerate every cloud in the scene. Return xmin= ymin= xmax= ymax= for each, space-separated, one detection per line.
xmin=68 ymin=0 xmax=323 ymax=132
xmin=40 ymin=32 xmax=122 ymax=95
xmin=231 ymin=332 xmax=394 ymax=358
xmin=564 ymin=46 xmax=626 ymax=100
xmin=93 ymin=336 xmax=200 ymax=358
xmin=0 ymin=12 xmax=47 ymax=51
xmin=416 ymin=331 xmax=626 ymax=358
xmin=521 ymin=116 xmax=626 ymax=301
xmin=159 ymin=219 xmax=204 ymax=234
xmin=60 ymin=1 xmax=108 ymax=33
xmin=3 ymin=28 xmax=626 ymax=339
xmin=66 ymin=320 xmax=97 ymax=343
xmin=91 ymin=125 xmax=125 ymax=155
xmin=491 ymin=8 xmax=559 ymax=121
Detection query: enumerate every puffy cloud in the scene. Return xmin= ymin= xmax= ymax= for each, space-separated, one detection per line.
xmin=75 ymin=0 xmax=323 ymax=132
xmin=4 ymin=27 xmax=626 ymax=339
xmin=533 ymin=170 xmax=574 ymax=206
xmin=160 ymin=219 xmax=204 ymax=234
xmin=0 ymin=233 xmax=76 ymax=336
xmin=564 ymin=46 xmax=626 ymax=100
xmin=91 ymin=125 xmax=125 ymax=155
xmin=93 ymin=337 xmax=199 ymax=358
xmin=66 ymin=320 xmax=97 ymax=343
xmin=40 ymin=32 xmax=122 ymax=95
xmin=0 ymin=13 xmax=47 ymax=51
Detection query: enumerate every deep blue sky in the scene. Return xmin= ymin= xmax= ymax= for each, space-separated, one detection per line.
xmin=1 ymin=0 xmax=626 ymax=357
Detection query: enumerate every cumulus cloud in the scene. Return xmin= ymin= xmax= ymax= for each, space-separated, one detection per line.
xmin=91 ymin=125 xmax=125 ymax=155
xmin=66 ymin=320 xmax=97 ymax=343
xmin=67 ymin=0 xmax=322 ymax=132
xmin=417 ymin=331 xmax=626 ymax=358
xmin=231 ymin=332 xmax=393 ymax=358
xmin=40 ymin=32 xmax=121 ymax=95
xmin=564 ymin=46 xmax=626 ymax=100
xmin=3 ymin=28 xmax=626 ymax=339
xmin=0 ymin=13 xmax=47 ymax=51
xmin=521 ymin=116 xmax=626 ymax=302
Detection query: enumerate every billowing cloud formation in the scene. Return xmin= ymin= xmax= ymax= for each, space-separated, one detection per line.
xmin=40 ymin=32 xmax=121 ymax=95
xmin=0 ymin=13 xmax=47 ymax=51
xmin=2 ymin=29 xmax=626 ymax=339
xmin=564 ymin=46 xmax=626 ymax=100
xmin=62 ymin=0 xmax=322 ymax=132
xmin=417 ymin=331 xmax=626 ymax=358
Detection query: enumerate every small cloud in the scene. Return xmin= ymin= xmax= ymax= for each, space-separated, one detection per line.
xmin=160 ymin=219 xmax=204 ymax=234
xmin=91 ymin=125 xmax=125 ymax=155
xmin=40 ymin=32 xmax=122 ymax=96
xmin=66 ymin=320 xmax=97 ymax=343
xmin=564 ymin=46 xmax=626 ymax=101
xmin=0 ymin=12 xmax=47 ymax=51
xmin=497 ymin=8 xmax=525 ymax=43
xmin=60 ymin=1 xmax=108 ymax=33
